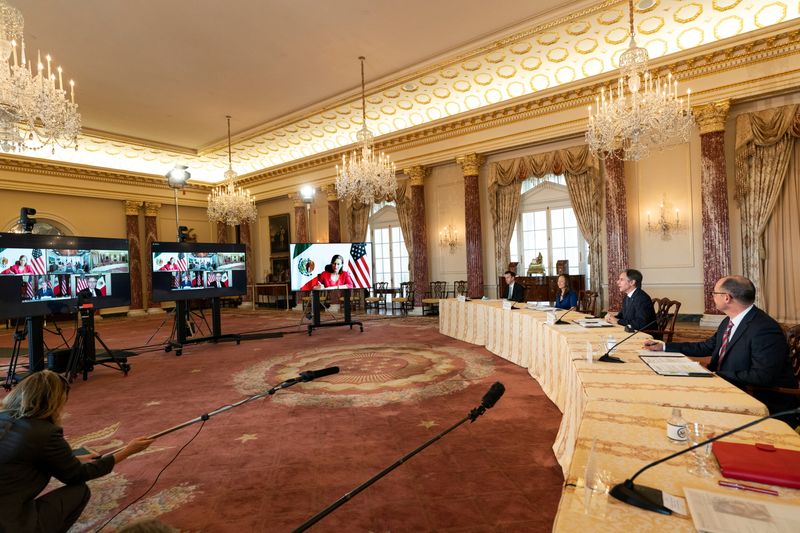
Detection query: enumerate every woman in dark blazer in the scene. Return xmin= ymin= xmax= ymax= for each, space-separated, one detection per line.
xmin=554 ymin=274 xmax=578 ymax=310
xmin=0 ymin=371 xmax=153 ymax=533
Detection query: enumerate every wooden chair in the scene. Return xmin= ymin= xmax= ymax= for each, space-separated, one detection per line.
xmin=453 ymin=280 xmax=468 ymax=298
xmin=744 ymin=325 xmax=800 ymax=426
xmin=643 ymin=297 xmax=681 ymax=343
xmin=421 ymin=281 xmax=447 ymax=316
xmin=364 ymin=282 xmax=388 ymax=311
xmin=391 ymin=281 xmax=415 ymax=316
xmin=577 ymin=290 xmax=598 ymax=316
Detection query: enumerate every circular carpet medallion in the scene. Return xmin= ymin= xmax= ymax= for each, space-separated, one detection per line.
xmin=231 ymin=343 xmax=494 ymax=407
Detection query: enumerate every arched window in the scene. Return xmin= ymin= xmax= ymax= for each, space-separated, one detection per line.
xmin=6 ymin=219 xmax=70 ymax=235
xmin=368 ymin=202 xmax=410 ymax=287
xmin=509 ymin=174 xmax=588 ymax=278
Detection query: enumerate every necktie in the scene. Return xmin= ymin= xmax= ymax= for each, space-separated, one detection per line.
xmin=717 ymin=320 xmax=734 ymax=367
xmin=508 ymin=284 xmax=513 ymax=299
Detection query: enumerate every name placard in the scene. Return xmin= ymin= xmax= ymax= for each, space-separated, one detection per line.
xmin=502 ymin=300 xmax=514 ymax=310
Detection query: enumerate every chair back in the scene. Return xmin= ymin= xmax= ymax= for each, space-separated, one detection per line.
xmin=651 ymin=297 xmax=681 ymax=343
xmin=400 ymin=281 xmax=415 ymax=302
xmin=786 ymin=325 xmax=800 ymax=383
xmin=453 ymin=280 xmax=468 ymax=297
xmin=429 ymin=281 xmax=447 ymax=299
xmin=577 ymin=290 xmax=598 ymax=316
xmin=373 ymin=281 xmax=388 ymax=295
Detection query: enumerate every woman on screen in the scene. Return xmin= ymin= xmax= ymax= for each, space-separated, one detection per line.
xmin=9 ymin=255 xmax=34 ymax=275
xmin=304 ymin=255 xmax=354 ymax=290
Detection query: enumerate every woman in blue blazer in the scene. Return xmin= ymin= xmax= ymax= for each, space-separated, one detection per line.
xmin=554 ymin=274 xmax=578 ymax=309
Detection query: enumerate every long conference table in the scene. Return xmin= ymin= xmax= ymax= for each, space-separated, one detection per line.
xmin=439 ymin=299 xmax=800 ymax=530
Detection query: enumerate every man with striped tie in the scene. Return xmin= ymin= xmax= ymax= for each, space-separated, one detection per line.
xmin=643 ymin=275 xmax=798 ymax=424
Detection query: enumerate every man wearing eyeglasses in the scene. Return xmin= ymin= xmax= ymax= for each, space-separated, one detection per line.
xmin=643 ymin=275 xmax=798 ymax=423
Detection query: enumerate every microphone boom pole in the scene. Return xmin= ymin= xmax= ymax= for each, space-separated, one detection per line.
xmin=598 ymin=318 xmax=659 ymax=363
xmin=293 ymin=382 xmax=505 ymax=533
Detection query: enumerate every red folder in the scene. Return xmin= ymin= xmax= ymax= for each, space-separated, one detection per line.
xmin=712 ymin=441 xmax=800 ymax=489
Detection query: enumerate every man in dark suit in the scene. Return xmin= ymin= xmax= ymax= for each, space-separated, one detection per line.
xmin=644 ymin=275 xmax=798 ymax=423
xmin=77 ymin=276 xmax=102 ymax=299
xmin=605 ymin=268 xmax=657 ymax=331
xmin=502 ymin=271 xmax=525 ymax=302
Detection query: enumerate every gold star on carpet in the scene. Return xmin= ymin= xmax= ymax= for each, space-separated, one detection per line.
xmin=419 ymin=420 xmax=437 ymax=429
xmin=145 ymin=401 xmax=161 ymax=407
xmin=236 ymin=433 xmax=258 ymax=443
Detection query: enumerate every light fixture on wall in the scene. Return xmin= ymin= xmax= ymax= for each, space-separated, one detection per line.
xmin=646 ymin=195 xmax=683 ymax=240
xmin=439 ymin=224 xmax=459 ymax=253
xmin=166 ymin=164 xmax=191 ymax=242
xmin=0 ymin=0 xmax=81 ymax=153
xmin=585 ymin=0 xmax=694 ymax=161
xmin=335 ymin=56 xmax=397 ymax=205
xmin=207 ymin=116 xmax=258 ymax=226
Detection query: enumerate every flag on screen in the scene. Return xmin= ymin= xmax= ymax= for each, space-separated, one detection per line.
xmin=207 ymin=272 xmax=217 ymax=287
xmin=96 ymin=276 xmax=107 ymax=296
xmin=171 ymin=272 xmax=180 ymax=288
xmin=348 ymin=243 xmax=371 ymax=288
xmin=24 ymin=276 xmax=34 ymax=299
xmin=30 ymin=248 xmax=46 ymax=276
xmin=76 ymin=277 xmax=88 ymax=291
xmin=54 ymin=275 xmax=68 ymax=296
xmin=221 ymin=272 xmax=229 ymax=287
xmin=177 ymin=253 xmax=188 ymax=271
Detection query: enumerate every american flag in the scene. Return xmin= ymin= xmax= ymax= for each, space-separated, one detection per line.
xmin=54 ymin=275 xmax=69 ymax=296
xmin=171 ymin=272 xmax=180 ymax=288
xmin=207 ymin=272 xmax=217 ymax=287
xmin=30 ymin=248 xmax=46 ymax=276
xmin=348 ymin=243 xmax=371 ymax=288
xmin=24 ymin=276 xmax=34 ymax=300
xmin=76 ymin=276 xmax=88 ymax=291
xmin=177 ymin=253 xmax=188 ymax=271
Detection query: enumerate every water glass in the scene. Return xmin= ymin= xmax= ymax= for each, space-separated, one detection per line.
xmin=685 ymin=422 xmax=714 ymax=477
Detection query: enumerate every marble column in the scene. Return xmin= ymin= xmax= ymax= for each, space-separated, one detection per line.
xmin=695 ymin=100 xmax=732 ymax=326
xmin=456 ymin=153 xmax=485 ymax=298
xmin=239 ymin=221 xmax=254 ymax=308
xmin=216 ymin=222 xmax=227 ymax=244
xmin=123 ymin=200 xmax=146 ymax=317
xmin=604 ymin=154 xmax=629 ymax=312
xmin=326 ymin=185 xmax=341 ymax=243
xmin=405 ymin=166 xmax=429 ymax=304
xmin=291 ymin=194 xmax=308 ymax=242
xmin=144 ymin=202 xmax=165 ymax=314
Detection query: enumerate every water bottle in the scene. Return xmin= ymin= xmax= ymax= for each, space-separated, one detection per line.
xmin=606 ymin=334 xmax=616 ymax=352
xmin=667 ymin=407 xmax=687 ymax=444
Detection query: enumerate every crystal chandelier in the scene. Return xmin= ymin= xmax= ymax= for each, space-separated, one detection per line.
xmin=0 ymin=0 xmax=81 ymax=153
xmin=336 ymin=56 xmax=396 ymax=205
xmin=586 ymin=0 xmax=694 ymax=161
xmin=207 ymin=116 xmax=257 ymax=226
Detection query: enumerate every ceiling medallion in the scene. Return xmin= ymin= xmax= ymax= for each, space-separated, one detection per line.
xmin=335 ymin=57 xmax=397 ymax=205
xmin=0 ymin=0 xmax=81 ymax=153
xmin=586 ymin=0 xmax=694 ymax=161
xmin=207 ymin=116 xmax=257 ymax=226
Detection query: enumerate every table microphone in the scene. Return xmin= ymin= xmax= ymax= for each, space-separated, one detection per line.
xmin=609 ymin=407 xmax=800 ymax=514
xmin=554 ymin=307 xmax=576 ymax=325
xmin=598 ymin=318 xmax=659 ymax=363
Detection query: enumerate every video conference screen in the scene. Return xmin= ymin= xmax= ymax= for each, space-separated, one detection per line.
xmin=151 ymin=242 xmax=247 ymax=302
xmin=290 ymin=242 xmax=372 ymax=291
xmin=0 ymin=233 xmax=131 ymax=319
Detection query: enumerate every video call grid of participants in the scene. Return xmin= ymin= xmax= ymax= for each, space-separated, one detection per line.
xmin=0 ymin=248 xmax=126 ymax=302
xmin=153 ymin=252 xmax=245 ymax=273
xmin=170 ymin=270 xmax=232 ymax=291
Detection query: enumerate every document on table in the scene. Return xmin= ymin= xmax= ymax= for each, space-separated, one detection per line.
xmin=685 ymin=488 xmax=800 ymax=533
xmin=574 ymin=318 xmax=613 ymax=328
xmin=639 ymin=355 xmax=712 ymax=376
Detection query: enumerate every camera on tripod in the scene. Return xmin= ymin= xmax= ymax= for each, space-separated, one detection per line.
xmin=18 ymin=207 xmax=37 ymax=233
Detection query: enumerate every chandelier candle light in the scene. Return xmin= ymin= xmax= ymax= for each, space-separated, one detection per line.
xmin=336 ymin=56 xmax=397 ymax=205
xmin=207 ymin=115 xmax=257 ymax=226
xmin=586 ymin=0 xmax=694 ymax=161
xmin=0 ymin=0 xmax=81 ymax=152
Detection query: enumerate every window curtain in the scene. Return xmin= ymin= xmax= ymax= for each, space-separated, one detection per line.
xmin=489 ymin=145 xmax=601 ymax=292
xmin=734 ymin=104 xmax=800 ymax=308
xmin=764 ymin=135 xmax=800 ymax=323
xmin=341 ymin=198 xmax=373 ymax=243
xmin=394 ymin=179 xmax=415 ymax=282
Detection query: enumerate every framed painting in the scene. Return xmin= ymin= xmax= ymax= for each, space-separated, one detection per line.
xmin=271 ymin=257 xmax=290 ymax=282
xmin=269 ymin=214 xmax=290 ymax=254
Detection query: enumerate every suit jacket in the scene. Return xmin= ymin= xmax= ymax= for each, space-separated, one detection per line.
xmin=666 ymin=306 xmax=799 ymax=415
xmin=0 ymin=412 xmax=115 ymax=532
xmin=504 ymin=282 xmax=525 ymax=303
xmin=615 ymin=288 xmax=657 ymax=331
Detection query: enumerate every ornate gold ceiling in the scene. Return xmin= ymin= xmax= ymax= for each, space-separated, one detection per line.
xmin=10 ymin=0 xmax=800 ymax=183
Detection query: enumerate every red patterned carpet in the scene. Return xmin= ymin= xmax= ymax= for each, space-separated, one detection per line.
xmin=1 ymin=310 xmax=565 ymax=532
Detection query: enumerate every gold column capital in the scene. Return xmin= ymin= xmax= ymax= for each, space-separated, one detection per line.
xmin=123 ymin=200 xmax=143 ymax=216
xmin=456 ymin=153 xmax=485 ymax=177
xmin=693 ymin=100 xmax=730 ymax=135
xmin=324 ymin=184 xmax=339 ymax=202
xmin=289 ymin=193 xmax=305 ymax=208
xmin=143 ymin=202 xmax=161 ymax=217
xmin=404 ymin=166 xmax=428 ymax=187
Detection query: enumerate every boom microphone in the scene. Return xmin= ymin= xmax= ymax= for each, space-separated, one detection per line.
xmin=299 ymin=366 xmax=340 ymax=382
xmin=610 ymin=407 xmax=800 ymax=514
xmin=554 ymin=307 xmax=576 ymax=325
xmin=481 ymin=382 xmax=505 ymax=409
xmin=598 ymin=318 xmax=659 ymax=363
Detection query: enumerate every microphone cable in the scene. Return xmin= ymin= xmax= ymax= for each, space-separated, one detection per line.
xmin=95 ymin=419 xmax=207 ymax=533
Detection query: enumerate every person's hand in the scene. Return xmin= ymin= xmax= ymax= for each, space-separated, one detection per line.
xmin=114 ymin=436 xmax=155 ymax=463
xmin=642 ymin=340 xmax=665 ymax=351
xmin=314 ymin=282 xmax=324 ymax=289
xmin=604 ymin=313 xmax=619 ymax=324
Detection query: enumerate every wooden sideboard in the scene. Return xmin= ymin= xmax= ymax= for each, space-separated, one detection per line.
xmin=497 ymin=275 xmax=586 ymax=302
